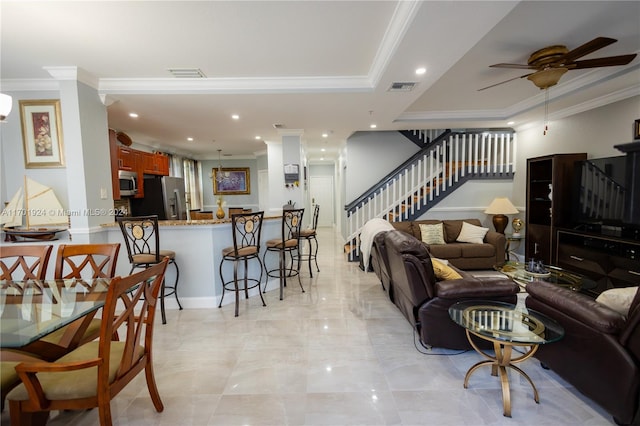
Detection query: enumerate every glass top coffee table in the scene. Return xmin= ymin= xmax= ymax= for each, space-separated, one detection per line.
xmin=449 ymin=300 xmax=564 ymax=417
xmin=495 ymin=261 xmax=597 ymax=292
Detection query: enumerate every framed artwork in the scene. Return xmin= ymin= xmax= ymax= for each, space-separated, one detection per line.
xmin=213 ymin=167 xmax=250 ymax=195
xmin=634 ymin=119 xmax=640 ymax=140
xmin=20 ymin=99 xmax=65 ymax=168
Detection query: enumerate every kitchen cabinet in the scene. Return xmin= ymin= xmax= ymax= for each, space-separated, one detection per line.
xmin=142 ymin=152 xmax=169 ymax=176
xmin=525 ymin=153 xmax=586 ymax=264
xmin=117 ymin=146 xmax=136 ymax=171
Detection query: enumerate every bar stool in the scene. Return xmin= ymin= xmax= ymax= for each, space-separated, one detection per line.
xmin=219 ymin=211 xmax=266 ymax=317
xmin=263 ymin=208 xmax=305 ymax=300
xmin=294 ymin=204 xmax=320 ymax=277
xmin=117 ymin=215 xmax=182 ymax=324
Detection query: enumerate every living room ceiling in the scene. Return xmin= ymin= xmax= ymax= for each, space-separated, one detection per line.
xmin=2 ymin=1 xmax=639 ymax=163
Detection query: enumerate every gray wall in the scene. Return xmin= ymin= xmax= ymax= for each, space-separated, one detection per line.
xmin=201 ymin=158 xmax=259 ymax=211
xmin=345 ymin=131 xmax=419 ymax=203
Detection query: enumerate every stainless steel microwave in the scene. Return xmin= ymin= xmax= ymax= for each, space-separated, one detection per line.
xmin=118 ymin=170 xmax=138 ymax=196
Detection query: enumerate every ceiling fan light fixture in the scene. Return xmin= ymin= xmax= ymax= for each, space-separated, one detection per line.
xmin=527 ymin=67 xmax=568 ymax=89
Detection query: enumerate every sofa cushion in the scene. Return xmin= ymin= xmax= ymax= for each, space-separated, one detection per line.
xmin=596 ymin=287 xmax=639 ymax=316
xmin=460 ymin=243 xmax=495 ymax=258
xmin=419 ymin=223 xmax=445 ymax=245
xmin=392 ymin=221 xmax=415 ymax=238
xmin=443 ymin=219 xmax=482 ymax=243
xmin=429 ymin=244 xmax=462 ymax=259
xmin=456 ymin=221 xmax=489 ymax=244
xmin=431 ymin=258 xmax=462 ymax=280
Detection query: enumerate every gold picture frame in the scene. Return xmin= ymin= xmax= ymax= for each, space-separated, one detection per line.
xmin=634 ymin=119 xmax=640 ymax=140
xmin=213 ymin=167 xmax=250 ymax=195
xmin=20 ymin=99 xmax=65 ymax=168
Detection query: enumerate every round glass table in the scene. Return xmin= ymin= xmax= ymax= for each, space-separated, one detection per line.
xmin=449 ymin=300 xmax=564 ymax=417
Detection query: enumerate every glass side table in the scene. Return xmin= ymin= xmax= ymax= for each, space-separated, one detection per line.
xmin=504 ymin=233 xmax=523 ymax=261
xmin=449 ymin=300 xmax=564 ymax=417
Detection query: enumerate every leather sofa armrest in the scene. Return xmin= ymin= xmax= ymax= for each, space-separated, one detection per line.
xmin=526 ymin=281 xmax=626 ymax=334
xmin=435 ymin=278 xmax=519 ymax=299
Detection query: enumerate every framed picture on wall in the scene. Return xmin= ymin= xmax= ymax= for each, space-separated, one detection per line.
xmin=20 ymin=99 xmax=65 ymax=168
xmin=634 ymin=119 xmax=640 ymax=140
xmin=213 ymin=167 xmax=250 ymax=195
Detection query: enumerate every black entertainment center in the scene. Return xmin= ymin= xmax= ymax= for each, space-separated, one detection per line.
xmin=553 ymin=142 xmax=640 ymax=296
xmin=526 ymin=142 xmax=640 ymax=297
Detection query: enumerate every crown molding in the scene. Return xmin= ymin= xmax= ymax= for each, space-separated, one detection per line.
xmin=98 ymin=75 xmax=373 ymax=95
xmin=367 ymin=0 xmax=422 ymax=87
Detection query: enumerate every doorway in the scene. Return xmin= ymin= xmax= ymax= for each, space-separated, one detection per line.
xmin=309 ymin=175 xmax=334 ymax=227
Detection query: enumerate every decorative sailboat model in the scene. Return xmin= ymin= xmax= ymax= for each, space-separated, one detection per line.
xmin=1 ymin=177 xmax=68 ymax=241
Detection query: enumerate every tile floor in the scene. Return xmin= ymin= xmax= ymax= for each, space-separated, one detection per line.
xmin=2 ymin=227 xmax=615 ymax=425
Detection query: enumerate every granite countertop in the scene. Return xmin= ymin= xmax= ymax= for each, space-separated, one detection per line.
xmin=101 ymin=215 xmax=281 ymax=227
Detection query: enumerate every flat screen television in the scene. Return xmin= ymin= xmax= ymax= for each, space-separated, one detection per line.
xmin=572 ymin=155 xmax=627 ymax=226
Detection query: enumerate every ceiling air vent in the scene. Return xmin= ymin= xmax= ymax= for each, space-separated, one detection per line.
xmin=388 ymin=82 xmax=416 ymax=92
xmin=167 ymin=68 xmax=207 ymax=78
xmin=273 ymin=123 xmax=285 ymax=129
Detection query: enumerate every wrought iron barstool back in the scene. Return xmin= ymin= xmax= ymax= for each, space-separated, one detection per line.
xmin=219 ymin=211 xmax=266 ymax=317
xmin=263 ymin=208 xmax=305 ymax=300
xmin=294 ymin=204 xmax=320 ymax=277
xmin=117 ymin=215 xmax=182 ymax=324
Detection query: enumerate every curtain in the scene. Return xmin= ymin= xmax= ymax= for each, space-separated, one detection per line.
xmin=183 ymin=158 xmax=202 ymax=211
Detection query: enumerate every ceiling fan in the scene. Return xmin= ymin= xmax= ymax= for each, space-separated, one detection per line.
xmin=479 ymin=37 xmax=637 ymax=91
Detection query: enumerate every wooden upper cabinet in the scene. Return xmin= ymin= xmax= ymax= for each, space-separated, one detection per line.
xmin=117 ymin=146 xmax=136 ymax=171
xmin=142 ymin=152 xmax=169 ymax=176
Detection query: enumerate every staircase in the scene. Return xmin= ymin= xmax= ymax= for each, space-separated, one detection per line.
xmin=345 ymin=129 xmax=517 ymax=261
xmin=577 ymin=160 xmax=626 ymax=221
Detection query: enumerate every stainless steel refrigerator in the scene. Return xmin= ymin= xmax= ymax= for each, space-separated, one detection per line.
xmin=130 ymin=176 xmax=187 ymax=220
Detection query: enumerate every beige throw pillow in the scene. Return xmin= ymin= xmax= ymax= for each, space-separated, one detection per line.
xmin=596 ymin=287 xmax=639 ymax=316
xmin=419 ymin=223 xmax=445 ymax=245
xmin=456 ymin=221 xmax=489 ymax=244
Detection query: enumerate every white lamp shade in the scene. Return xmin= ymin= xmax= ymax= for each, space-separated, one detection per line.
xmin=0 ymin=93 xmax=12 ymax=120
xmin=484 ymin=197 xmax=518 ymax=215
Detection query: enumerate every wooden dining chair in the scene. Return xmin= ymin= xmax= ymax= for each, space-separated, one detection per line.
xmin=16 ymin=244 xmax=121 ymax=362
xmin=0 ymin=245 xmax=53 ymax=411
xmin=0 ymin=245 xmax=53 ymax=281
xmin=7 ymin=259 xmax=169 ymax=426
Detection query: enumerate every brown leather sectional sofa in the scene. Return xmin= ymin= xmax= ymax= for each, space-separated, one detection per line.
xmin=526 ymin=281 xmax=640 ymax=425
xmin=383 ymin=229 xmax=519 ymax=349
xmin=390 ymin=218 xmax=505 ymax=270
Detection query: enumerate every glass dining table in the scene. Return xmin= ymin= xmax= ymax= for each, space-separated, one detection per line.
xmin=0 ymin=278 xmax=113 ymax=350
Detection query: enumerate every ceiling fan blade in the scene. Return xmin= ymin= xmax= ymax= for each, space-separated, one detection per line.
xmin=571 ymin=54 xmax=637 ymax=69
xmin=489 ymin=63 xmax=538 ymax=70
xmin=561 ymin=37 xmax=617 ymax=62
xmin=478 ymin=73 xmax=533 ymax=91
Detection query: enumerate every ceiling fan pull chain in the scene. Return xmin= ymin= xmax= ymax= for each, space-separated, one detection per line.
xmin=543 ymin=88 xmax=549 ymax=136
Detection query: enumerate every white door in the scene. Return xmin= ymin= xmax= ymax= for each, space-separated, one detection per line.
xmin=309 ymin=176 xmax=334 ymax=227
xmin=258 ymin=169 xmax=269 ymax=213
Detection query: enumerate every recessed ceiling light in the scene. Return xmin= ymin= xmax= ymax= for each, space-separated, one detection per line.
xmin=231 ymin=114 xmax=240 ymax=120
xmin=255 ymin=136 xmax=261 ymax=140
xmin=370 ymin=124 xmax=377 ymax=129
xmin=322 ymin=133 xmax=328 ymax=138
xmin=507 ymin=121 xmax=515 ymax=125
xmin=320 ymin=157 xmax=324 ymax=161
xmin=321 ymin=148 xmax=326 ymax=152
xmin=187 ymin=137 xmax=193 ymax=141
xmin=129 ymin=113 xmax=138 ymax=118
xmin=415 ymin=67 xmax=426 ymax=75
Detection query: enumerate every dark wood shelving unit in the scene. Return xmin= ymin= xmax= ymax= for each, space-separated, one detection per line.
xmin=525 ymin=153 xmax=587 ymax=264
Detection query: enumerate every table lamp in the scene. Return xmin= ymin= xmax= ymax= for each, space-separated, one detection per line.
xmin=484 ymin=197 xmax=518 ymax=234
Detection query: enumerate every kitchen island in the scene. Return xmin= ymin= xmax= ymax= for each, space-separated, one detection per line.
xmin=100 ymin=216 xmax=284 ymax=310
